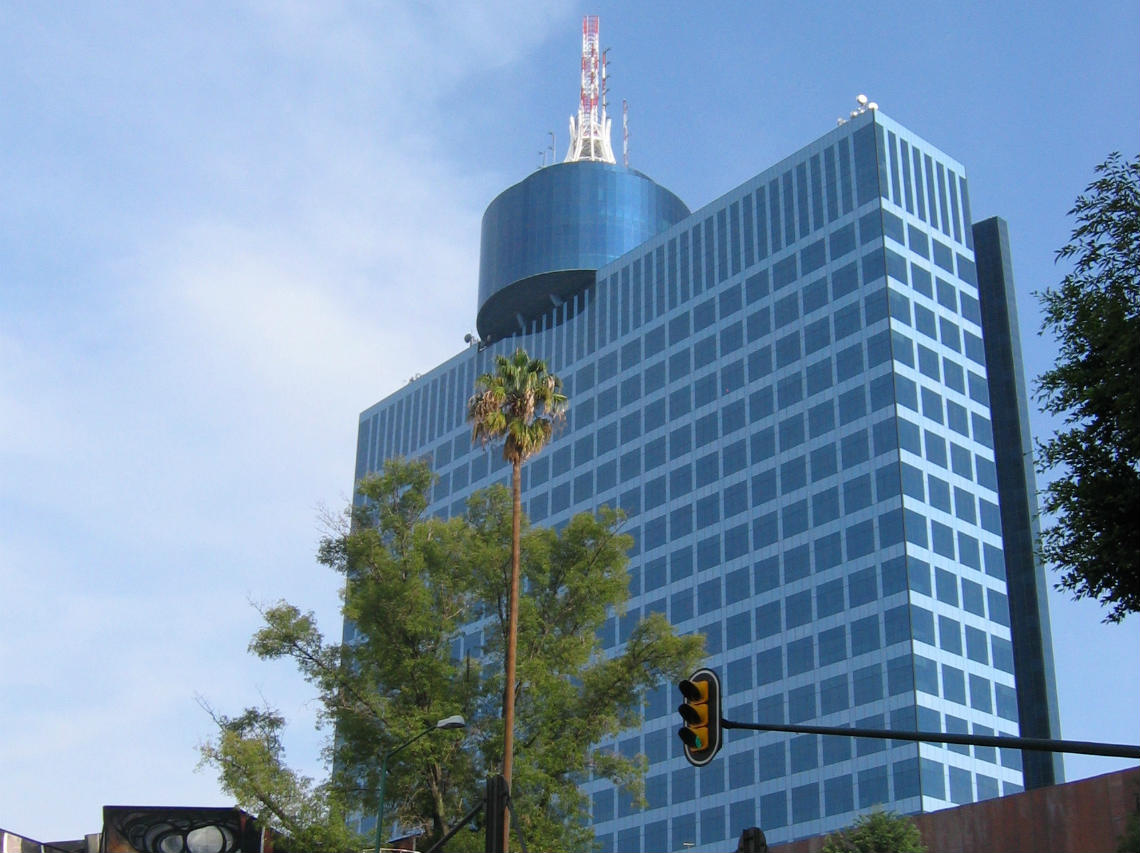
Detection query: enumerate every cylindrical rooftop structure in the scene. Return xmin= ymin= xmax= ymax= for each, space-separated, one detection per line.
xmin=476 ymin=161 xmax=689 ymax=342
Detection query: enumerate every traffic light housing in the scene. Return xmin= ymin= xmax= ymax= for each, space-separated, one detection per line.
xmin=677 ymin=668 xmax=722 ymax=766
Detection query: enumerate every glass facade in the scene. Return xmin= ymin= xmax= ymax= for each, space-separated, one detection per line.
xmin=352 ymin=110 xmax=1057 ymax=849
xmin=477 ymin=160 xmax=689 ymax=342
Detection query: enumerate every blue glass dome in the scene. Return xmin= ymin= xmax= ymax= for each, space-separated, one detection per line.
xmin=477 ymin=161 xmax=689 ymax=341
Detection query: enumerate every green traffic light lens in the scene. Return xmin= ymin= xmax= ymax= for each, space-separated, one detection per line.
xmin=678 ymin=728 xmax=704 ymax=749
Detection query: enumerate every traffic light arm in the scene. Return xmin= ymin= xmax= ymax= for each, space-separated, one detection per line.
xmin=720 ymin=718 xmax=1140 ymax=759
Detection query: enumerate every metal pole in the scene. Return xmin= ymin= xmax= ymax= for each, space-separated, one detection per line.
xmin=374 ymin=726 xmax=433 ymax=853
xmin=720 ymin=718 xmax=1140 ymax=759
xmin=374 ymin=752 xmax=390 ymax=853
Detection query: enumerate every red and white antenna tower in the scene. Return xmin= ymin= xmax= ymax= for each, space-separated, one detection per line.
xmin=565 ymin=16 xmax=616 ymax=163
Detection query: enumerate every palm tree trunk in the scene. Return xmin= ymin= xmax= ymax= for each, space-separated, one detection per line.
xmin=501 ymin=457 xmax=522 ymax=852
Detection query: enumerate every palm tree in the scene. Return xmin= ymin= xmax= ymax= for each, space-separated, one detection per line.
xmin=468 ymin=347 xmax=566 ymax=848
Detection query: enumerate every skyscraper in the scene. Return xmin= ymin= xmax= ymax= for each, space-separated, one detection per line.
xmin=350 ymin=22 xmax=1061 ymax=850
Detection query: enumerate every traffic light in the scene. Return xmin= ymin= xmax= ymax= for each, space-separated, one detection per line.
xmin=677 ymin=667 xmax=722 ymax=766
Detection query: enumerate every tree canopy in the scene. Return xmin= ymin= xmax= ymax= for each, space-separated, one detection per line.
xmin=1036 ymin=152 xmax=1140 ymax=623
xmin=820 ymin=808 xmax=926 ymax=853
xmin=468 ymin=347 xmax=567 ymax=468
xmin=200 ymin=457 xmax=703 ymax=852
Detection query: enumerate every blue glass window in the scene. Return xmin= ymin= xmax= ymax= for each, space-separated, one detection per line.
xmin=671 ymin=589 xmax=693 ymax=624
xmin=965 ymin=626 xmax=989 ymax=664
xmin=960 ymin=292 xmax=981 ymax=324
xmin=915 ymin=654 xmax=939 ymax=695
xmin=669 ymin=347 xmax=692 ymax=383
xmin=783 ymin=499 xmax=809 ymax=535
xmin=669 ymin=424 xmax=693 ymax=460
xmin=814 ymin=532 xmax=843 ymax=571
xmin=750 ymin=385 xmax=775 ymax=420
xmin=946 ymin=443 xmax=970 ymax=480
xmin=747 ymin=306 xmax=771 ymax=341
xmin=938 ymin=616 xmax=962 ymax=654
xmin=786 ymin=591 xmax=813 ymax=628
xmin=729 ymin=751 xmax=756 ymax=789
xmin=670 ymin=506 xmax=693 ymax=540
xmin=809 ymin=401 xmax=836 ymax=439
xmin=791 ymin=783 xmax=820 ymax=823
xmin=921 ymin=387 xmax=944 ymax=423
xmin=850 ymin=618 xmax=880 ymax=656
xmin=944 ymin=320 xmax=965 ymax=355
xmin=780 ymin=456 xmax=807 ymax=493
xmin=803 ymin=277 xmax=829 ymax=314
xmin=969 ymin=674 xmax=992 ymax=713
xmin=893 ymin=756 xmax=920 ymax=800
xmin=996 ymin=684 xmax=1019 ymax=722
xmin=776 ymin=330 xmax=802 ymax=367
xmin=858 ymin=766 xmax=890 ymax=809
xmin=984 ymin=588 xmax=1012 ymax=629
xmin=787 ymin=637 xmax=815 ymax=675
xmin=846 ymin=519 xmax=875 ymax=557
xmin=895 ymin=375 xmax=918 ymax=411
xmin=898 ymin=418 xmax=921 ymax=454
xmin=790 ymin=735 xmax=819 ymax=773
xmin=819 ymin=625 xmax=847 ymax=665
xmin=841 ymin=432 xmax=870 ymax=469
xmin=830 ymin=223 xmax=856 ymax=259
xmin=992 ymin=636 xmax=1015 ymax=673
xmin=976 ymin=455 xmax=997 ymax=489
xmin=812 ymin=488 xmax=840 ymax=525
xmin=775 ymin=293 xmax=799 ymax=327
xmin=942 ymin=665 xmax=966 ymax=704
xmin=857 ymin=713 xmax=887 ymax=756
xmin=911 ymin=605 xmax=935 ymax=645
xmin=824 ymin=776 xmax=855 ymax=816
xmin=779 ymin=373 xmax=805 ymax=407
xmin=843 ymin=474 xmax=872 ymax=512
xmin=779 ymin=414 xmax=806 ymax=450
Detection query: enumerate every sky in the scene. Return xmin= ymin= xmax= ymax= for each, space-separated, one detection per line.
xmin=1 ymin=0 xmax=1137 ymax=841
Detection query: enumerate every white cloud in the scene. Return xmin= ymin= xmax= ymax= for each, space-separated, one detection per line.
xmin=0 ymin=2 xmax=572 ymax=840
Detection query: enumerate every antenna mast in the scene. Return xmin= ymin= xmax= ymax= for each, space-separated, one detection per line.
xmin=565 ymin=15 xmax=616 ymax=163
xmin=622 ymin=99 xmax=629 ymax=167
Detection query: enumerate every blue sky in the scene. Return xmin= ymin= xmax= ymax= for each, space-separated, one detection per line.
xmin=1 ymin=1 xmax=1137 ymax=841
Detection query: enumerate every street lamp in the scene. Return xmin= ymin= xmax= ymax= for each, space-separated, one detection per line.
xmin=374 ymin=715 xmax=466 ymax=853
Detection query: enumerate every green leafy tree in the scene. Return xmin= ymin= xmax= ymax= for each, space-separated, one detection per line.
xmin=200 ymin=457 xmax=702 ymax=853
xmin=466 ymin=347 xmax=567 ymax=848
xmin=197 ymin=706 xmax=362 ymax=853
xmin=820 ymin=808 xmax=926 ymax=853
xmin=1036 ymin=152 xmax=1140 ymax=623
